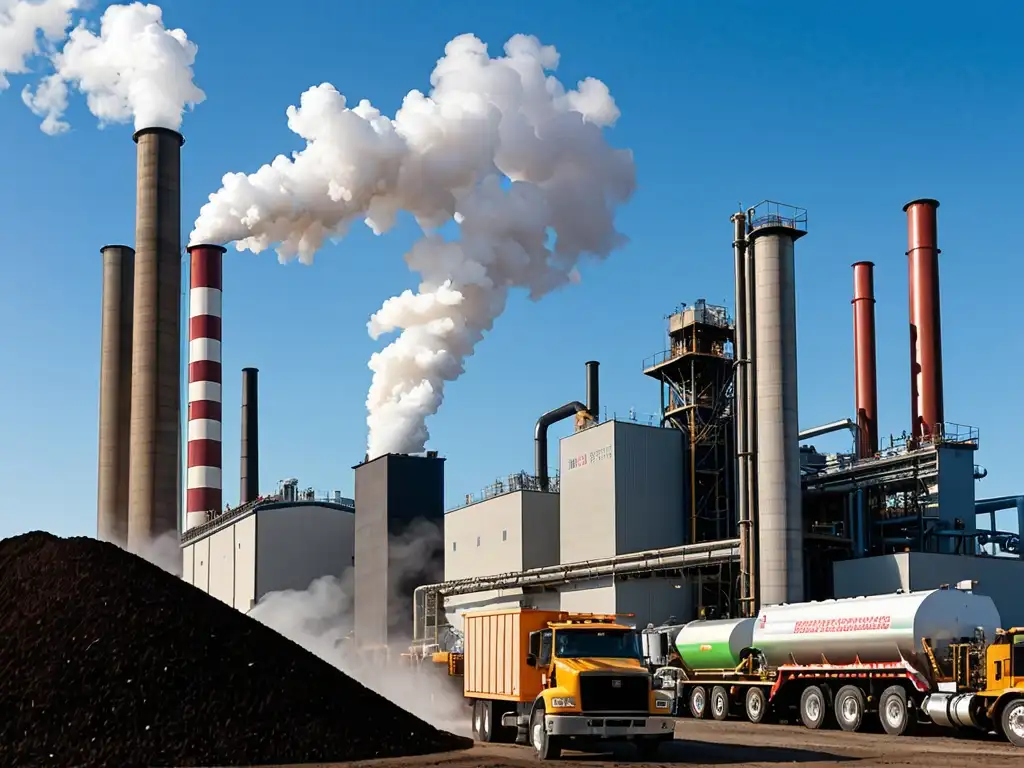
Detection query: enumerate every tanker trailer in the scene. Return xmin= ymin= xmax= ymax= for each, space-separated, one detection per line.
xmin=659 ymin=585 xmax=1023 ymax=744
xmin=749 ymin=586 xmax=1001 ymax=735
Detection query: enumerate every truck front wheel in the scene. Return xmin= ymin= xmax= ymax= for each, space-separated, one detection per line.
xmin=531 ymin=707 xmax=562 ymax=760
xmin=1000 ymin=698 xmax=1024 ymax=747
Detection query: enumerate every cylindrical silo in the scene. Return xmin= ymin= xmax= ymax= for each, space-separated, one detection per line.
xmin=97 ymin=244 xmax=135 ymax=547
xmin=127 ymin=127 xmax=184 ymax=551
xmin=185 ymin=243 xmax=226 ymax=530
xmin=240 ymin=367 xmax=260 ymax=505
xmin=749 ymin=217 xmax=806 ymax=607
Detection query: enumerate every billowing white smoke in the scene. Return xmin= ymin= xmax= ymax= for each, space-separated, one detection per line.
xmin=249 ymin=520 xmax=468 ymax=736
xmin=0 ymin=0 xmax=80 ymax=90
xmin=190 ymin=33 xmax=635 ymax=459
xmin=21 ymin=1 xmax=204 ymax=134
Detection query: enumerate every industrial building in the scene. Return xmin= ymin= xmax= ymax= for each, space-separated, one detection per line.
xmin=181 ymin=495 xmax=355 ymax=611
xmin=94 ymin=127 xmax=1022 ymax=653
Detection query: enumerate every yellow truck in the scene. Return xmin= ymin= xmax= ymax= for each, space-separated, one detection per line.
xmin=432 ymin=607 xmax=676 ymax=760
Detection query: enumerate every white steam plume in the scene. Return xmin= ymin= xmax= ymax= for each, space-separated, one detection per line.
xmin=190 ymin=33 xmax=635 ymax=459
xmin=0 ymin=0 xmax=80 ymax=91
xmin=21 ymin=2 xmax=205 ymax=135
xmin=249 ymin=519 xmax=467 ymax=736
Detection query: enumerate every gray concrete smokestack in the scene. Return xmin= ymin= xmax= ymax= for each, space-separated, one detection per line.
xmin=127 ymin=127 xmax=184 ymax=551
xmin=748 ymin=203 xmax=806 ymax=607
xmin=97 ymin=245 xmax=135 ymax=547
xmin=240 ymin=367 xmax=260 ymax=505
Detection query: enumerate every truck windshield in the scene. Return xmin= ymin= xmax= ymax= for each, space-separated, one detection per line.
xmin=555 ymin=628 xmax=641 ymax=659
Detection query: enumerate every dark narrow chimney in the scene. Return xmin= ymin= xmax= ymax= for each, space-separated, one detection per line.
xmin=240 ymin=368 xmax=259 ymax=505
xmin=852 ymin=261 xmax=879 ymax=458
xmin=904 ymin=199 xmax=944 ymax=441
xmin=585 ymin=360 xmax=600 ymax=420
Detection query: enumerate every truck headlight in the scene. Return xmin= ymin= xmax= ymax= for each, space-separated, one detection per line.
xmin=550 ymin=697 xmax=576 ymax=708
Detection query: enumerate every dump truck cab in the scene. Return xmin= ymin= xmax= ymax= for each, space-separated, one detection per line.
xmin=979 ymin=627 xmax=1024 ymax=746
xmin=513 ymin=614 xmax=676 ymax=759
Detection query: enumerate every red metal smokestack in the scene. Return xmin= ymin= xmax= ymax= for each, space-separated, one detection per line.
xmin=903 ymin=198 xmax=944 ymax=441
xmin=852 ymin=261 xmax=878 ymax=458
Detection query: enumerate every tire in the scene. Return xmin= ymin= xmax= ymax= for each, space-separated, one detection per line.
xmin=472 ymin=700 xmax=484 ymax=740
xmin=1000 ymin=698 xmax=1024 ymax=747
xmin=799 ymin=685 xmax=828 ymax=730
xmin=834 ymin=685 xmax=866 ymax=733
xmin=531 ymin=707 xmax=561 ymax=760
xmin=710 ymin=686 xmax=730 ymax=721
xmin=878 ymin=685 xmax=913 ymax=736
xmin=689 ymin=685 xmax=708 ymax=719
xmin=480 ymin=700 xmax=495 ymax=742
xmin=745 ymin=686 xmax=768 ymax=724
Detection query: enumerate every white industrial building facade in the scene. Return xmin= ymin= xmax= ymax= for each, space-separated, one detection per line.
xmin=443 ymin=419 xmax=693 ymax=629
xmin=181 ymin=500 xmax=355 ymax=612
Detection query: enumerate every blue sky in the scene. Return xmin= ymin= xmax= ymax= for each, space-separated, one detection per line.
xmin=1 ymin=0 xmax=1021 ymax=541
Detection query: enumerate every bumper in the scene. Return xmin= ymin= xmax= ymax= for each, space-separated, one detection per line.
xmin=545 ymin=714 xmax=675 ymax=739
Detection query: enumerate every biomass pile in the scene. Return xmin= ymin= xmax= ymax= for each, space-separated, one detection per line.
xmin=0 ymin=532 xmax=471 ymax=767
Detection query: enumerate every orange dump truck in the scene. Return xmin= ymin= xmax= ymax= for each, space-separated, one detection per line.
xmin=433 ymin=607 xmax=675 ymax=760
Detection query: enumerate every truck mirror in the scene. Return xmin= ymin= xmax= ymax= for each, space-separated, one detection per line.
xmin=526 ymin=653 xmax=537 ymax=667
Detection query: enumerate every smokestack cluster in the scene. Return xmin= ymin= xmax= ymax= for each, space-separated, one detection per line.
xmin=904 ymin=199 xmax=944 ymax=442
xmin=185 ymin=244 xmax=227 ymax=528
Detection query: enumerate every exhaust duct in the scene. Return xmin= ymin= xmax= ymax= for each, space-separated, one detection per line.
xmin=534 ymin=361 xmax=600 ymax=492
xmin=185 ymin=244 xmax=226 ymax=529
xmin=852 ymin=261 xmax=879 ymax=458
xmin=904 ymin=198 xmax=944 ymax=442
xmin=240 ymin=367 xmax=260 ymax=505
xmin=127 ymin=127 xmax=184 ymax=551
xmin=97 ymin=245 xmax=135 ymax=547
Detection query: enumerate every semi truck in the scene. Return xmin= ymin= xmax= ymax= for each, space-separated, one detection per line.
xmin=428 ymin=607 xmax=676 ymax=760
xmin=648 ymin=584 xmax=1024 ymax=746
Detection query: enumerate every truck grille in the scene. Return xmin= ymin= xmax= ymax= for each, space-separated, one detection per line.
xmin=578 ymin=673 xmax=649 ymax=713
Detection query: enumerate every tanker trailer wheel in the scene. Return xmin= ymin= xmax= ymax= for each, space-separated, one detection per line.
xmin=834 ymin=686 xmax=866 ymax=733
xmin=799 ymin=685 xmax=828 ymax=730
xmin=878 ymin=685 xmax=913 ymax=737
xmin=999 ymin=698 xmax=1024 ymax=747
xmin=710 ymin=686 xmax=730 ymax=721
xmin=745 ymin=686 xmax=768 ymax=724
xmin=688 ymin=685 xmax=708 ymax=719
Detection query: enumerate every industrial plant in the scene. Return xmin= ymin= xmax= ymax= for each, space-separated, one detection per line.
xmin=95 ymin=117 xmax=1022 ymax=666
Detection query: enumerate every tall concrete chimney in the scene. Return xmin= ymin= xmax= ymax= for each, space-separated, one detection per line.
xmin=240 ymin=367 xmax=260 ymax=505
xmin=97 ymin=245 xmax=135 ymax=547
xmin=185 ymin=244 xmax=226 ymax=530
xmin=127 ymin=127 xmax=184 ymax=551
xmin=747 ymin=202 xmax=807 ymax=607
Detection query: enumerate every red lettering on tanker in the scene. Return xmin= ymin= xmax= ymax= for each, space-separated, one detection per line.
xmin=792 ymin=615 xmax=892 ymax=634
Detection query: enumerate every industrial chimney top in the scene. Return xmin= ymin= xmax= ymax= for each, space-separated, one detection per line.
xmin=746 ymin=200 xmax=808 ymax=238
xmin=902 ymin=198 xmax=940 ymax=212
xmin=133 ymin=126 xmax=184 ymax=146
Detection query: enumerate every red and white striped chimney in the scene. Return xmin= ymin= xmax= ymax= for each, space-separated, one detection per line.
xmin=185 ymin=244 xmax=226 ymax=530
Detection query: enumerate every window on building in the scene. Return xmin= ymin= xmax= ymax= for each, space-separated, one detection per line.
xmin=476 ymin=536 xmax=481 ymax=547
xmin=502 ymin=529 xmax=508 ymax=541
xmin=452 ymin=541 xmax=457 ymax=552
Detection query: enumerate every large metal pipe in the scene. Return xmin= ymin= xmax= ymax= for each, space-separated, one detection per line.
xmin=535 ymin=401 xmax=586 ymax=492
xmin=240 ymin=367 xmax=260 ymax=505
xmin=749 ymin=220 xmax=806 ymax=607
xmin=97 ymin=245 xmax=135 ymax=547
xmin=127 ymin=127 xmax=184 ymax=551
xmin=904 ymin=199 xmax=944 ymax=442
xmin=585 ymin=360 xmax=600 ymax=420
xmin=185 ymin=244 xmax=226 ymax=529
xmin=731 ymin=211 xmax=752 ymax=615
xmin=852 ymin=261 xmax=879 ymax=458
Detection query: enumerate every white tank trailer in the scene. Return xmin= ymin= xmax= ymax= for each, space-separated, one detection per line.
xmin=657 ymin=587 xmax=1018 ymax=742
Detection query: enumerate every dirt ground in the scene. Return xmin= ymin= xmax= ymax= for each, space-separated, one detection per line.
xmin=326 ymin=718 xmax=1022 ymax=767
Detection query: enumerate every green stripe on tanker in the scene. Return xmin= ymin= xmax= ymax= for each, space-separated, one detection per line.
xmin=674 ymin=617 xmax=756 ymax=670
